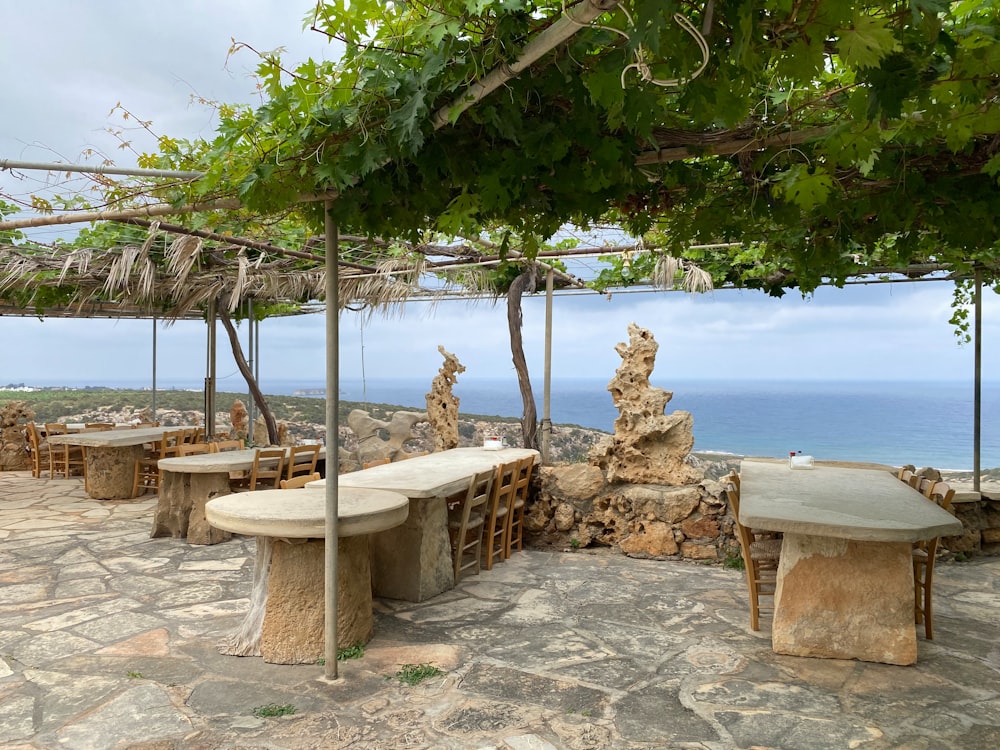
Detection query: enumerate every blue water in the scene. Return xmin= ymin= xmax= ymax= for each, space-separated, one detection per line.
xmin=290 ymin=377 xmax=996 ymax=471
xmin=17 ymin=376 xmax=997 ymax=470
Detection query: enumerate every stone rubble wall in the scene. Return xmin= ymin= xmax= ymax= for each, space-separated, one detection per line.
xmin=525 ymin=456 xmax=741 ymax=562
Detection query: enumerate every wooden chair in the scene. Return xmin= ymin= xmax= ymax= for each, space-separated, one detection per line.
xmin=25 ymin=422 xmax=51 ymax=478
xmin=245 ymin=448 xmax=286 ymax=491
xmin=285 ymin=444 xmax=321 ymax=481
xmin=913 ymin=481 xmax=956 ymax=640
xmin=210 ymin=439 xmax=245 ymax=452
xmin=504 ymin=455 xmax=535 ymax=558
xmin=279 ymin=472 xmax=321 ymax=489
xmin=914 ymin=476 xmax=937 ymax=498
xmin=482 ymin=460 xmax=518 ymax=571
xmin=726 ymin=480 xmax=781 ymax=631
xmin=362 ymin=457 xmax=391 ymax=469
xmin=176 ymin=443 xmax=211 ymax=456
xmin=132 ymin=429 xmax=185 ymax=497
xmin=398 ymin=450 xmax=430 ymax=460
xmin=45 ymin=423 xmax=86 ymax=480
xmin=84 ymin=422 xmax=115 ymax=431
xmin=448 ymin=468 xmax=495 ymax=583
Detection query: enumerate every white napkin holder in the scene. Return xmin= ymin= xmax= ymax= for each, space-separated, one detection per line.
xmin=789 ymin=454 xmax=815 ymax=469
xmin=483 ymin=436 xmax=503 ymax=451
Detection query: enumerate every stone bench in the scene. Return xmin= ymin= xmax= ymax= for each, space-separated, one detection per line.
xmin=205 ymin=486 xmax=407 ymax=664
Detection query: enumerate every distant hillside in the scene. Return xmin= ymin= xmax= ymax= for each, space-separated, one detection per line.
xmin=0 ymin=388 xmax=608 ymax=464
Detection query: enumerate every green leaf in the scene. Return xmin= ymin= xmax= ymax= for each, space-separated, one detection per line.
xmin=772 ymin=165 xmax=836 ymax=212
xmin=839 ymin=14 xmax=902 ymax=70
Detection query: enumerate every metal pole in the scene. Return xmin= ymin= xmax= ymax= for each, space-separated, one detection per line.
xmin=205 ymin=300 xmax=217 ymax=438
xmin=0 ymin=158 xmax=204 ymax=179
xmin=323 ymin=202 xmax=341 ymax=680
xmin=247 ymin=300 xmax=256 ymax=436
xmin=974 ymin=268 xmax=983 ymax=493
xmin=151 ymin=316 xmax=157 ymax=422
xmin=541 ymin=268 xmax=554 ymax=464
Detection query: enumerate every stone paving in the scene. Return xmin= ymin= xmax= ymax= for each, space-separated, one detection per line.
xmin=1 ymin=470 xmax=1000 ymax=750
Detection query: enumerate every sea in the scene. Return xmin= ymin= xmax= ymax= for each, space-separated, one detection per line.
xmin=21 ymin=377 xmax=997 ymax=471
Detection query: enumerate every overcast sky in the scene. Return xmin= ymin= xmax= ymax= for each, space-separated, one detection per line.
xmin=1 ymin=2 xmax=994 ymax=390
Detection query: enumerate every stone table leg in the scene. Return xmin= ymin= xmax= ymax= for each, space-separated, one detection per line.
xmin=261 ymin=536 xmax=374 ymax=664
xmin=772 ymin=533 xmax=916 ymax=665
xmin=371 ymin=496 xmax=453 ymax=602
xmin=185 ymin=472 xmax=235 ymax=545
xmin=85 ymin=445 xmax=145 ymax=500
xmin=151 ymin=471 xmax=233 ymax=543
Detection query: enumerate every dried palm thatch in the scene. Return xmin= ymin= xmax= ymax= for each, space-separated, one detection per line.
xmin=0 ymin=223 xmax=487 ymax=320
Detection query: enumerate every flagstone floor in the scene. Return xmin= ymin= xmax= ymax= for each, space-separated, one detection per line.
xmin=1 ymin=470 xmax=1000 ymax=750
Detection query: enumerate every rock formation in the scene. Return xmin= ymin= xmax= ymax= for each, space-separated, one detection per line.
xmin=588 ymin=323 xmax=703 ymax=486
xmin=425 ymin=346 xmax=465 ymax=451
xmin=0 ymin=401 xmax=33 ymax=471
xmin=348 ymin=409 xmax=428 ymax=466
xmin=523 ymin=324 xmax=729 ymax=561
xmin=253 ymin=414 xmax=290 ymax=446
xmin=230 ymin=400 xmax=249 ymax=441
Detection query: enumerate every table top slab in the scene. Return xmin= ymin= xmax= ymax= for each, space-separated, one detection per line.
xmin=159 ymin=445 xmax=325 ymax=473
xmin=46 ymin=426 xmax=195 ymax=448
xmin=739 ymin=459 xmax=964 ymax=542
xmin=317 ymin=447 xmax=539 ymax=498
xmin=205 ymin=487 xmax=408 ymax=538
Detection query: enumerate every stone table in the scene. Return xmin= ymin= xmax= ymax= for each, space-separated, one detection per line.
xmin=205 ymin=486 xmax=407 ymax=664
xmin=154 ymin=445 xmax=324 ymax=544
xmin=739 ymin=459 xmax=963 ymax=665
xmin=45 ymin=426 xmax=193 ymax=500
xmin=312 ymin=447 xmax=539 ymax=602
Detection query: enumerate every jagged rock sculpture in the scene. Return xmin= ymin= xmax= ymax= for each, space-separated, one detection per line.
xmin=425 ymin=346 xmax=465 ymax=451
xmin=348 ymin=409 xmax=428 ymax=466
xmin=230 ymin=400 xmax=249 ymax=441
xmin=588 ymin=323 xmax=703 ymax=485
xmin=253 ymin=414 xmax=291 ymax=446
xmin=0 ymin=401 xmax=33 ymax=471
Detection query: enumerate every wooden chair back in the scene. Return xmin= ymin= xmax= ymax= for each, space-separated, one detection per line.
xmin=726 ymin=479 xmax=780 ymax=631
xmin=176 ymin=443 xmax=211 ymax=456
xmin=286 ymin=444 xmax=321 ymax=480
xmin=44 ymin=423 xmax=85 ymax=479
xmin=448 ymin=468 xmax=495 ymax=583
xmin=482 ymin=460 xmax=518 ymax=571
xmin=362 ymin=457 xmax=391 ymax=469
xmin=279 ymin=472 xmax=322 ymax=489
xmin=25 ymin=422 xmax=50 ymax=478
xmin=398 ymin=450 xmax=430 ymax=460
xmin=913 ymin=481 xmax=956 ymax=640
xmin=249 ymin=448 xmax=286 ymax=490
xmin=504 ymin=455 xmax=535 ymax=558
xmin=211 ymin=439 xmax=245 ymax=452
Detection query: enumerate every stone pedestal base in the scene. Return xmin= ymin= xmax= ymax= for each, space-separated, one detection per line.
xmin=151 ymin=471 xmax=233 ymax=544
xmin=772 ymin=533 xmax=916 ymax=665
xmin=371 ymin=496 xmax=453 ymax=602
xmin=218 ymin=536 xmax=375 ymax=664
xmin=85 ymin=445 xmax=145 ymax=500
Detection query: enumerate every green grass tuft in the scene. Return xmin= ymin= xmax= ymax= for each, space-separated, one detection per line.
xmin=252 ymin=703 xmax=296 ymax=718
xmin=394 ymin=663 xmax=444 ymax=686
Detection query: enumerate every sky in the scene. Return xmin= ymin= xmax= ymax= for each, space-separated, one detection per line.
xmin=1 ymin=2 xmax=996 ymax=391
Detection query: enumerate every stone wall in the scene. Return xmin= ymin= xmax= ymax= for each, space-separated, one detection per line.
xmin=525 ymin=456 xmax=740 ymax=562
xmin=0 ymin=401 xmax=33 ymax=471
